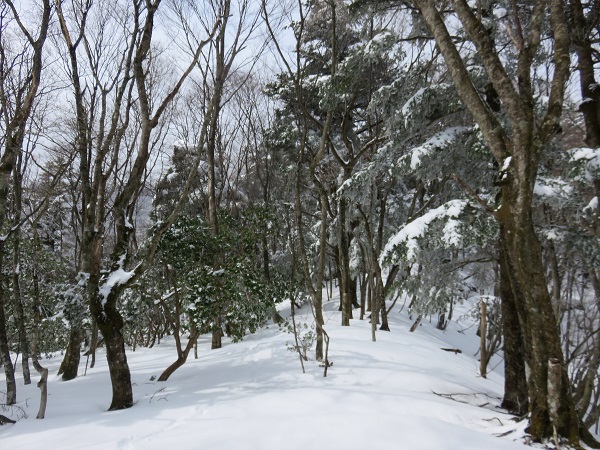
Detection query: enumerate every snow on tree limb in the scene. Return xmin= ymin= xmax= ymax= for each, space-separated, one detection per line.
xmin=381 ymin=199 xmax=468 ymax=264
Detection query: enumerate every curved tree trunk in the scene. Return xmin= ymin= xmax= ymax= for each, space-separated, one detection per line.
xmin=158 ymin=331 xmax=200 ymax=382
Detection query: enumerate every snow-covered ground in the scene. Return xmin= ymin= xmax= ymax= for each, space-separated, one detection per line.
xmin=0 ymin=298 xmax=551 ymax=449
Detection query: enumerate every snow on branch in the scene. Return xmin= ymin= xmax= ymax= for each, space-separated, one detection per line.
xmin=402 ymin=127 xmax=472 ymax=170
xmin=568 ymin=147 xmax=600 ymax=182
xmin=99 ymin=255 xmax=135 ymax=307
xmin=381 ymin=199 xmax=468 ymax=264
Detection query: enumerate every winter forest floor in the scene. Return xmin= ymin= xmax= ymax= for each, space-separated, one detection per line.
xmin=1 ymin=295 xmax=596 ymax=450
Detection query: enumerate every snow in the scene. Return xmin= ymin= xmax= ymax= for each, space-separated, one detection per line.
xmin=381 ymin=199 xmax=467 ymax=262
xmin=569 ymin=147 xmax=600 ymax=181
xmin=533 ymin=177 xmax=573 ymax=198
xmin=0 ymin=295 xmax=572 ymax=450
xmin=98 ymin=255 xmax=135 ymax=306
xmin=401 ymin=88 xmax=425 ymax=127
xmin=363 ymin=30 xmax=392 ymax=56
xmin=570 ymin=147 xmax=600 ymax=163
xmin=124 ymin=210 xmax=134 ymax=230
xmin=584 ymin=196 xmax=598 ymax=212
xmin=406 ymin=127 xmax=470 ymax=169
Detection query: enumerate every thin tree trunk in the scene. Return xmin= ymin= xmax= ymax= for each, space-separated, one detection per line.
xmin=339 ymin=197 xmax=352 ymax=326
xmin=359 ymin=272 xmax=366 ymax=320
xmin=89 ymin=319 xmax=98 ymax=369
xmin=158 ymin=331 xmax=200 ymax=381
xmin=0 ymin=265 xmax=16 ymax=405
xmin=11 ymin=154 xmax=31 ymax=385
xmin=11 ymin=255 xmax=31 ymax=385
xmin=36 ymin=368 xmax=48 ymax=419
xmin=547 ymin=241 xmax=562 ymax=322
xmin=480 ymin=297 xmax=488 ymax=379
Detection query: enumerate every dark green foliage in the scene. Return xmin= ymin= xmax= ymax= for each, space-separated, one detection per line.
xmin=154 ymin=205 xmax=288 ymax=342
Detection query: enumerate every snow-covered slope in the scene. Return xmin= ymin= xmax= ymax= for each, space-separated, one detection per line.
xmin=1 ymin=299 xmax=531 ymax=449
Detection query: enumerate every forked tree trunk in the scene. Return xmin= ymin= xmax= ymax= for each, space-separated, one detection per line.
xmin=498 ymin=191 xmax=580 ymax=442
xmin=158 ymin=331 xmax=200 ymax=382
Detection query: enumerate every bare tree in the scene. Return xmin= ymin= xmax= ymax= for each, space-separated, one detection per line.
xmin=0 ymin=0 xmax=51 ymax=407
xmin=54 ymin=0 xmax=219 ymax=410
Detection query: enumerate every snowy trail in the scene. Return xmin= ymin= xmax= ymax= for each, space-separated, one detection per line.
xmin=1 ymin=300 xmax=532 ymax=449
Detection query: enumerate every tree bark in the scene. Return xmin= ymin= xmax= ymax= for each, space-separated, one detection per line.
xmin=58 ymin=327 xmax=83 ymax=381
xmin=158 ymin=330 xmax=200 ymax=382
xmin=479 ymin=298 xmax=488 ymax=379
xmin=11 ymin=241 xmax=30 ymax=385
xmin=498 ymin=198 xmax=580 ymax=441
xmin=0 ymin=263 xmax=16 ymax=405
xmin=89 ymin=319 xmax=98 ymax=369
xmin=36 ymin=368 xmax=49 ymax=419
xmin=339 ymin=197 xmax=352 ymax=326
xmin=498 ymin=236 xmax=528 ymax=415
xmin=90 ymin=290 xmax=133 ymax=410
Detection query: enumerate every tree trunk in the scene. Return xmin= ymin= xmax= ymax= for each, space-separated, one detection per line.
xmin=339 ymin=198 xmax=352 ymax=326
xmin=158 ymin=331 xmax=200 ymax=382
xmin=31 ymin=227 xmax=45 ymax=374
xmin=498 ymin=236 xmax=528 ymax=415
xmin=10 ymin=167 xmax=31 ymax=385
xmin=58 ymin=327 xmax=83 ymax=381
xmin=0 ymin=268 xmax=16 ymax=405
xmin=36 ymin=368 xmax=49 ymax=419
xmin=89 ymin=319 xmax=98 ymax=369
xmin=211 ymin=325 xmax=222 ymax=350
xmin=91 ymin=292 xmax=133 ymax=410
xmin=12 ymin=264 xmax=31 ymax=385
xmin=368 ymin=269 xmax=377 ymax=342
xmin=498 ymin=195 xmax=580 ymax=442
xmin=479 ymin=298 xmax=488 ymax=379
xmin=359 ymin=272 xmax=366 ymax=320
